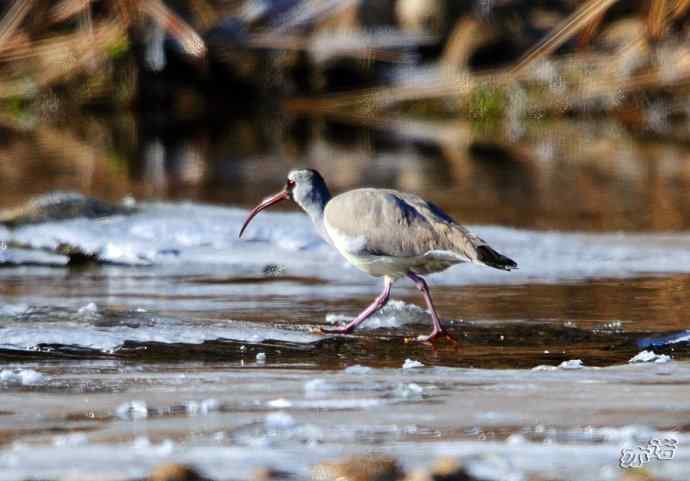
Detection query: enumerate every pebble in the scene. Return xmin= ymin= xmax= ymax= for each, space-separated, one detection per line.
xmin=148 ymin=463 xmax=205 ymax=481
xmin=404 ymin=457 xmax=476 ymax=481
xmin=313 ymin=455 xmax=403 ymax=481
xmin=251 ymin=468 xmax=293 ymax=481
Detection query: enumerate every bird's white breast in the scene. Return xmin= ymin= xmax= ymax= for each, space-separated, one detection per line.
xmin=324 ymin=219 xmax=452 ymax=279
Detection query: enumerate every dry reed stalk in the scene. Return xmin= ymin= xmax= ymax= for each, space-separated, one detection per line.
xmin=441 ymin=17 xmax=495 ymax=71
xmin=673 ymin=0 xmax=690 ymax=16
xmin=576 ymin=10 xmax=606 ymax=48
xmin=510 ymin=0 xmax=620 ymax=75
xmin=0 ymin=20 xmax=123 ymax=62
xmin=50 ymin=0 xmax=91 ymax=24
xmin=32 ymin=23 xmax=125 ymax=85
xmin=0 ymin=20 xmax=126 ymax=98
xmin=0 ymin=0 xmax=34 ymax=52
xmin=139 ymin=0 xmax=206 ymax=57
xmin=648 ymin=0 xmax=670 ymax=40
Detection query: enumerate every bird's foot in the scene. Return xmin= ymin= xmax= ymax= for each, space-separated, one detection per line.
xmin=413 ymin=329 xmax=459 ymax=345
xmin=318 ymin=325 xmax=354 ymax=335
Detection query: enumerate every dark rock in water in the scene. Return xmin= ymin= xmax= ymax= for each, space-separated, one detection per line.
xmin=0 ymin=192 xmax=136 ymax=228
xmin=55 ymin=242 xmax=100 ymax=266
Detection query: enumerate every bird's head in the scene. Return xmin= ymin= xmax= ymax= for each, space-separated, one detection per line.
xmin=239 ymin=169 xmax=330 ymax=238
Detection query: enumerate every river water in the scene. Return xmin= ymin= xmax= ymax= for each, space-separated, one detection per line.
xmin=0 ymin=113 xmax=689 ymax=480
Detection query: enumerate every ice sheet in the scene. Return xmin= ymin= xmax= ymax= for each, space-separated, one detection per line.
xmin=3 ymin=202 xmax=690 ymax=285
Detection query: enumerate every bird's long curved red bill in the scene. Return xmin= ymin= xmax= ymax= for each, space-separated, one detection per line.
xmin=239 ymin=190 xmax=290 ymax=238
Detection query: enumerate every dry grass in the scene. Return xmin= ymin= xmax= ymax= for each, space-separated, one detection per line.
xmin=0 ymin=0 xmax=206 ymax=101
xmin=286 ymin=0 xmax=690 ymax=121
xmin=0 ymin=0 xmax=689 ymax=122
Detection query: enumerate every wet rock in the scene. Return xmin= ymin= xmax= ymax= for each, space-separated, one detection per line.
xmin=251 ymin=467 xmax=294 ymax=481
xmin=404 ymin=457 xmax=476 ymax=481
xmin=0 ymin=192 xmax=136 ymax=228
xmin=55 ymin=242 xmax=99 ymax=265
xmin=148 ymin=463 xmax=205 ymax=481
xmin=429 ymin=457 xmax=473 ymax=481
xmin=312 ymin=455 xmax=403 ymax=481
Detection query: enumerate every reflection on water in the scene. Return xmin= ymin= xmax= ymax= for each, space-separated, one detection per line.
xmin=3 ymin=113 xmax=690 ymax=231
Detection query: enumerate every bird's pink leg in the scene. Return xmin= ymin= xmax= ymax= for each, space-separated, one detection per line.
xmin=407 ymin=272 xmax=456 ymax=343
xmin=321 ymin=277 xmax=393 ymax=334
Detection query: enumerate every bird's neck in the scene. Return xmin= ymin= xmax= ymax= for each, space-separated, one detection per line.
xmin=296 ymin=188 xmax=331 ymax=239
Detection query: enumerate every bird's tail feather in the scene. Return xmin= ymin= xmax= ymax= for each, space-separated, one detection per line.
xmin=476 ymin=245 xmax=518 ymax=271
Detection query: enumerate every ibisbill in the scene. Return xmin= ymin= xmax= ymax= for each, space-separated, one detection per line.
xmin=239 ymin=169 xmax=517 ymax=342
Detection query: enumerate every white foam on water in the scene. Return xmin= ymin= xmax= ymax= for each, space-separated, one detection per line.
xmin=265 ymin=412 xmax=296 ymax=429
xmin=559 ymin=359 xmax=584 ymax=369
xmin=402 ymin=359 xmax=424 ymax=369
xmin=303 ymin=378 xmax=334 ymax=395
xmin=0 ymin=369 xmax=46 ymax=386
xmin=394 ymin=383 xmax=424 ymax=399
xmin=52 ymin=433 xmax=89 ymax=447
xmin=295 ymin=398 xmax=386 ymax=409
xmin=185 ymin=399 xmax=221 ymax=416
xmin=267 ymin=398 xmax=292 ymax=408
xmin=77 ymin=302 xmax=98 ymax=315
xmin=0 ymin=304 xmax=30 ymax=316
xmin=326 ymin=300 xmax=429 ymax=329
xmin=0 ymin=247 xmax=68 ymax=266
xmin=130 ymin=437 xmax=175 ymax=456
xmin=572 ymin=425 xmax=689 ymax=444
xmin=267 ymin=397 xmax=386 ymax=410
xmin=115 ymin=400 xmax=148 ymax=420
xmin=532 ymin=360 xmax=588 ymax=371
xmin=343 ymin=365 xmax=373 ymax=374
xmin=629 ymin=350 xmax=672 ymax=364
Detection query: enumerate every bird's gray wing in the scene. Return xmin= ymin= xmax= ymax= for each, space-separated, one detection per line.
xmin=323 ymin=188 xmax=484 ymax=262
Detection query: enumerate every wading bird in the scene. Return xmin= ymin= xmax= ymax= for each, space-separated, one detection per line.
xmin=239 ymin=169 xmax=516 ymax=342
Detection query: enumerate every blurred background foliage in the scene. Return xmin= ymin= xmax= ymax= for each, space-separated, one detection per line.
xmin=1 ymin=0 xmax=690 ymax=231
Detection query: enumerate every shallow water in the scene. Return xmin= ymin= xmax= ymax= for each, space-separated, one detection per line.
xmin=2 ymin=114 xmax=690 ymax=480
xmin=0 ymin=202 xmax=689 ymax=480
